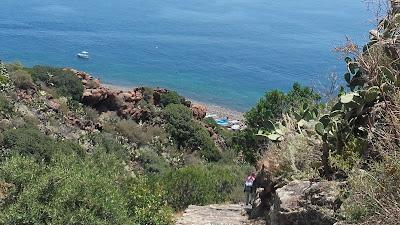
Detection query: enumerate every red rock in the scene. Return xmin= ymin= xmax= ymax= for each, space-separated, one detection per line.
xmin=191 ymin=104 xmax=207 ymax=120
xmin=47 ymin=99 xmax=60 ymax=111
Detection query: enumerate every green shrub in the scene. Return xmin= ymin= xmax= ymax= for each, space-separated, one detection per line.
xmin=138 ymin=146 xmax=171 ymax=174
xmin=51 ymin=73 xmax=84 ymax=101
xmin=245 ymin=83 xmax=320 ymax=128
xmin=2 ymin=128 xmax=84 ymax=163
xmin=0 ymin=75 xmax=8 ymax=86
xmin=29 ymin=65 xmax=65 ymax=83
xmin=232 ymin=128 xmax=260 ymax=164
xmin=340 ymin=153 xmax=400 ymax=224
xmin=160 ymin=91 xmax=185 ymax=107
xmin=4 ymin=61 xmax=23 ymax=73
xmin=90 ymin=133 xmax=129 ymax=160
xmin=115 ymin=119 xmax=166 ymax=146
xmin=245 ymin=89 xmax=286 ymax=128
xmin=28 ymin=65 xmax=83 ymax=101
xmin=163 ymin=104 xmax=221 ymax=161
xmin=9 ymin=69 xmax=34 ymax=89
xmin=0 ymin=94 xmax=13 ymax=117
xmin=159 ymin=164 xmax=246 ymax=211
xmin=84 ymin=106 xmax=99 ymax=122
xmin=0 ymin=152 xmax=173 ymax=225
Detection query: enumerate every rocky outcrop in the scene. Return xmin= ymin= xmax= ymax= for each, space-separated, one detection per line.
xmin=269 ymin=180 xmax=342 ymax=225
xmin=69 ymin=69 xmax=208 ymax=121
xmin=191 ymin=104 xmax=207 ymax=120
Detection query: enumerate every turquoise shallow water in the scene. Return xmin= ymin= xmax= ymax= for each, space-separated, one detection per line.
xmin=0 ymin=0 xmax=371 ymax=111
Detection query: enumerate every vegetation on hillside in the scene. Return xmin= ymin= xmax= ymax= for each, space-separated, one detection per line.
xmin=233 ymin=2 xmax=400 ymax=224
xmin=1 ymin=2 xmax=399 ymax=224
xmin=0 ymin=61 xmax=251 ymax=224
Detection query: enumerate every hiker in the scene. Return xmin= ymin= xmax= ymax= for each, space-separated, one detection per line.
xmin=244 ymin=172 xmax=256 ymax=205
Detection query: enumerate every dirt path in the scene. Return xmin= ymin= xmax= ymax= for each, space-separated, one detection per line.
xmin=175 ymin=204 xmax=263 ymax=225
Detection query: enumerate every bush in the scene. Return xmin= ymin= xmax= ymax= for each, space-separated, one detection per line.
xmin=159 ymin=164 xmax=246 ymax=211
xmin=51 ymin=73 xmax=84 ymax=101
xmin=29 ymin=65 xmax=65 ymax=83
xmin=28 ymin=65 xmax=83 ymax=101
xmin=0 ymin=94 xmax=13 ymax=117
xmin=138 ymin=146 xmax=171 ymax=174
xmin=2 ymin=128 xmax=84 ymax=163
xmin=163 ymin=104 xmax=221 ymax=161
xmin=0 ymin=152 xmax=173 ymax=225
xmin=245 ymin=89 xmax=286 ymax=128
xmin=245 ymin=83 xmax=320 ymax=128
xmin=4 ymin=61 xmax=23 ymax=73
xmin=89 ymin=133 xmax=129 ymax=160
xmin=115 ymin=119 xmax=166 ymax=146
xmin=159 ymin=91 xmax=185 ymax=107
xmin=340 ymin=153 xmax=400 ymax=224
xmin=232 ymin=128 xmax=260 ymax=164
xmin=9 ymin=69 xmax=34 ymax=89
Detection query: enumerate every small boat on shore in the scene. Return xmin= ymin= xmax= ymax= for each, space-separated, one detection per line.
xmin=216 ymin=118 xmax=229 ymax=127
xmin=77 ymin=51 xmax=89 ymax=59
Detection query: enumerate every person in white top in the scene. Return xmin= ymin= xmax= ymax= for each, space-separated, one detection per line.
xmin=244 ymin=172 xmax=256 ymax=205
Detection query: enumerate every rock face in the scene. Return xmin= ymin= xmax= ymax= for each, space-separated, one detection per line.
xmin=176 ymin=204 xmax=262 ymax=225
xmin=269 ymin=180 xmax=342 ymax=225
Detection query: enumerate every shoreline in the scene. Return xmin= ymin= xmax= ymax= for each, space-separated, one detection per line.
xmin=103 ymin=83 xmax=245 ymax=121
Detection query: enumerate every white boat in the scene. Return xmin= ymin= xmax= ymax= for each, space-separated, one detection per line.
xmin=77 ymin=51 xmax=89 ymax=59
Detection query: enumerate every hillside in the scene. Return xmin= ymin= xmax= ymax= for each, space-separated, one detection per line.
xmin=1 ymin=1 xmax=400 ymax=225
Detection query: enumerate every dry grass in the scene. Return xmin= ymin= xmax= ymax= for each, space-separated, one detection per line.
xmin=257 ymin=115 xmax=322 ymax=181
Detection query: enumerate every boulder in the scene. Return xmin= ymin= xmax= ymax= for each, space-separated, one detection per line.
xmin=46 ymin=99 xmax=60 ymax=111
xmin=191 ymin=104 xmax=207 ymax=120
xmin=270 ymin=180 xmax=342 ymax=225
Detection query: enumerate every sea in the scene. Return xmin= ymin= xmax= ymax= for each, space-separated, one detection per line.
xmin=0 ymin=0 xmax=372 ymax=112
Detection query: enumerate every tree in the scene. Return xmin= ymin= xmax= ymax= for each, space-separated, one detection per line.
xmin=245 ymin=83 xmax=321 ymax=129
xmin=245 ymin=89 xmax=286 ymax=128
xmin=163 ymin=104 xmax=221 ymax=161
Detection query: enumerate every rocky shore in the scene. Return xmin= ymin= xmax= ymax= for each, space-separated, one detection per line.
xmin=65 ymin=69 xmax=244 ymax=124
xmin=104 ymin=84 xmax=245 ymax=121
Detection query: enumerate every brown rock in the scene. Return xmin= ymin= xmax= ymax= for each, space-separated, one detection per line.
xmin=191 ymin=104 xmax=207 ymax=120
xmin=47 ymin=99 xmax=60 ymax=111
xmin=269 ymin=180 xmax=342 ymax=225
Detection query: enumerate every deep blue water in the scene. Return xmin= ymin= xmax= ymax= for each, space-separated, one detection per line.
xmin=0 ymin=0 xmax=372 ymax=111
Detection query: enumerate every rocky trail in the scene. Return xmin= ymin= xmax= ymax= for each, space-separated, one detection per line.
xmin=176 ymin=204 xmax=264 ymax=225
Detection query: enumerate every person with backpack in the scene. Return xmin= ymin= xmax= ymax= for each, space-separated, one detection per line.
xmin=244 ymin=172 xmax=256 ymax=206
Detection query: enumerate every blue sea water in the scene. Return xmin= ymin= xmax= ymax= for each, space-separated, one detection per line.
xmin=0 ymin=0 xmax=372 ymax=111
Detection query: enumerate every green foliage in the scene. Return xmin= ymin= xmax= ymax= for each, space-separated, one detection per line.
xmin=2 ymin=128 xmax=84 ymax=163
xmin=0 ymin=153 xmax=173 ymax=225
xmin=245 ymin=83 xmax=320 ymax=128
xmin=29 ymin=65 xmax=66 ymax=83
xmin=115 ymin=119 xmax=166 ymax=146
xmin=9 ymin=69 xmax=34 ymax=89
xmin=28 ymin=65 xmax=84 ymax=101
xmin=341 ymin=153 xmax=400 ymax=224
xmin=4 ymin=61 xmax=23 ymax=73
xmin=159 ymin=91 xmax=185 ymax=107
xmin=0 ymin=94 xmax=13 ymax=117
xmin=232 ymin=129 xmax=260 ymax=164
xmin=256 ymin=120 xmax=285 ymax=142
xmin=51 ymin=72 xmax=84 ymax=101
xmin=89 ymin=133 xmax=129 ymax=160
xmin=138 ymin=146 xmax=171 ymax=174
xmin=245 ymin=89 xmax=286 ymax=128
xmin=159 ymin=164 xmax=245 ymax=211
xmin=163 ymin=104 xmax=221 ymax=162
